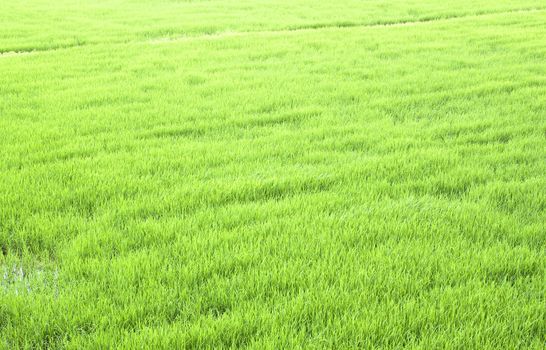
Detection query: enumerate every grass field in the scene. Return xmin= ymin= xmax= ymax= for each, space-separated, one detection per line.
xmin=1 ymin=0 xmax=545 ymax=348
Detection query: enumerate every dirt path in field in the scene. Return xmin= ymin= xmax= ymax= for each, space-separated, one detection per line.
xmin=149 ymin=7 xmax=545 ymax=44
xmin=0 ymin=42 xmax=84 ymax=59
xmin=0 ymin=51 xmax=35 ymax=59
xmin=1 ymin=7 xmax=544 ymax=57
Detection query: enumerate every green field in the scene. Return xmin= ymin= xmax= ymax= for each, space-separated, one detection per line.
xmin=1 ymin=0 xmax=545 ymax=348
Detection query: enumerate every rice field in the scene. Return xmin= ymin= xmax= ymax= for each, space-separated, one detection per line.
xmin=1 ymin=0 xmax=545 ymax=348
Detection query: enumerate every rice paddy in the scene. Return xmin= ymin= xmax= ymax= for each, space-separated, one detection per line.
xmin=1 ymin=1 xmax=545 ymax=348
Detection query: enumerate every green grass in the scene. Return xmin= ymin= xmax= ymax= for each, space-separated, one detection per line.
xmin=1 ymin=0 xmax=545 ymax=348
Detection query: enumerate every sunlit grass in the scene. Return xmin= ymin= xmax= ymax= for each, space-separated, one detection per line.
xmin=0 ymin=1 xmax=545 ymax=348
